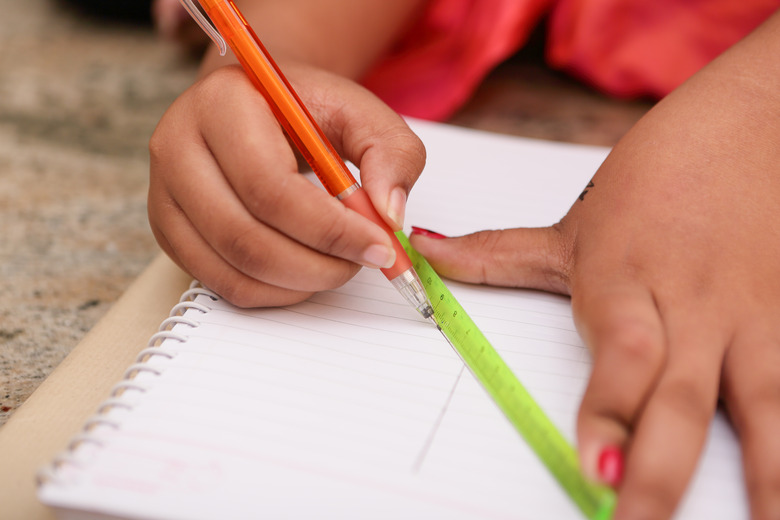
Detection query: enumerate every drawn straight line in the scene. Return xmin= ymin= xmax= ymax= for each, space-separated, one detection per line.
xmin=412 ymin=365 xmax=466 ymax=474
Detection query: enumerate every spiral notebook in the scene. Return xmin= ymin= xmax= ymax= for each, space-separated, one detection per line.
xmin=36 ymin=120 xmax=747 ymax=519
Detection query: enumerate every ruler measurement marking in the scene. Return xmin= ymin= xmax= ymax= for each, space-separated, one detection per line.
xmin=399 ymin=233 xmax=616 ymax=520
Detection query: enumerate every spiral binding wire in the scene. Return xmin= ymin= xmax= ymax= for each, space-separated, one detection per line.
xmin=36 ymin=281 xmax=220 ymax=486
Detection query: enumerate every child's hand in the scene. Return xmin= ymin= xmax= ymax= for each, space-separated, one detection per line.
xmin=148 ymin=64 xmax=425 ymax=307
xmin=410 ymin=14 xmax=780 ymax=520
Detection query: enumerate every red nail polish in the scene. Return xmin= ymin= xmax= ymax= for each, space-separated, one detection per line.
xmin=597 ymin=446 xmax=624 ymax=487
xmin=410 ymin=226 xmax=447 ymax=239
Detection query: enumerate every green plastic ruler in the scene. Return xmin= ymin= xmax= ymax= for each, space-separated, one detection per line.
xmin=398 ymin=233 xmax=616 ymax=520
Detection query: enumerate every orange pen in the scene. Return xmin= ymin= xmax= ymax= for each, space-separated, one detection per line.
xmin=179 ymin=0 xmax=434 ymax=319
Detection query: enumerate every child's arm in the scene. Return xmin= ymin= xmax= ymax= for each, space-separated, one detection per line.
xmin=148 ymin=0 xmax=427 ymax=307
xmin=197 ymin=0 xmax=426 ymax=79
xmin=410 ymin=9 xmax=780 ymax=520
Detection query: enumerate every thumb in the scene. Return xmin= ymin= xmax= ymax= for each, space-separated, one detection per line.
xmin=296 ymin=68 xmax=426 ymax=232
xmin=357 ymin=126 xmax=426 ymax=232
xmin=409 ymin=226 xmax=572 ymax=295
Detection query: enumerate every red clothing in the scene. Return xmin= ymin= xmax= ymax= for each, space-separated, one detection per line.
xmin=361 ymin=0 xmax=779 ymax=120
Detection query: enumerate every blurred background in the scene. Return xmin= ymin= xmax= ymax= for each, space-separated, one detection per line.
xmin=0 ymin=0 xmax=196 ymax=426
xmin=0 ymin=0 xmax=651 ymax=427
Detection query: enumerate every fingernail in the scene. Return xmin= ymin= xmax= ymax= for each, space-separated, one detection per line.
xmin=386 ymin=187 xmax=407 ymax=230
xmin=597 ymin=446 xmax=624 ymax=487
xmin=362 ymin=244 xmax=396 ymax=269
xmin=410 ymin=226 xmax=447 ymax=239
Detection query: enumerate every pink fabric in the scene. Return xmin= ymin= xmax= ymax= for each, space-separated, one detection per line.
xmin=548 ymin=0 xmax=780 ymax=98
xmin=360 ymin=0 xmax=779 ymax=121
xmin=361 ymin=0 xmax=553 ymax=121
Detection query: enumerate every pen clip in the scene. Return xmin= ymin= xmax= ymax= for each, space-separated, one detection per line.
xmin=178 ymin=0 xmax=227 ymax=56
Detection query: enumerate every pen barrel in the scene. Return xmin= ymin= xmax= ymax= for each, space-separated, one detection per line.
xmin=203 ymin=0 xmax=356 ymax=197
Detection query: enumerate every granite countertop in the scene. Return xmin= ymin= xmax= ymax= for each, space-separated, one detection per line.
xmin=0 ymin=0 xmax=651 ymax=427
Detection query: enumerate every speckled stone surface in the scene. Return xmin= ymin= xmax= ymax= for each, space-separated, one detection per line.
xmin=0 ymin=0 xmax=198 ymax=426
xmin=0 ymin=0 xmax=651 ymax=428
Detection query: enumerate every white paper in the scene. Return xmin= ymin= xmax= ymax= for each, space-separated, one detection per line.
xmin=38 ymin=120 xmax=746 ymax=519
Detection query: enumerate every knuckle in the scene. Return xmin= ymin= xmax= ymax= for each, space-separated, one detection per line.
xmin=468 ymin=230 xmax=501 ymax=263
xmin=148 ymin=129 xmax=164 ymax=165
xmin=533 ymin=223 xmax=574 ymax=293
xmin=213 ymin=282 xmax=256 ymax=309
xmin=191 ymin=66 xmax=253 ymax=124
xmin=376 ymin=128 xmax=427 ymax=182
xmin=197 ymin=65 xmax=243 ymax=98
xmin=549 ymin=222 xmax=574 ymax=283
xmin=243 ymin=173 xmax=294 ymax=222
xmin=467 ymin=231 xmax=502 ymax=284
xmin=393 ymin=132 xmax=427 ymax=170
xmin=312 ymin=212 xmax=351 ymax=256
xmin=191 ymin=266 xmax=254 ymax=309
xmin=603 ymin=317 xmax=666 ymax=367
xmin=148 ymin=114 xmax=180 ymax=171
xmin=656 ymin=378 xmax=716 ymax=424
xmin=243 ymin=177 xmax=274 ymax=215
xmin=223 ymin=227 xmax=270 ymax=281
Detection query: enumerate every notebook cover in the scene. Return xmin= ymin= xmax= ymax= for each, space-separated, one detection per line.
xmin=0 ymin=254 xmax=191 ymax=520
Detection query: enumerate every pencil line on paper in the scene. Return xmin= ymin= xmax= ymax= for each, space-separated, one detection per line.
xmin=412 ymin=365 xmax=465 ymax=474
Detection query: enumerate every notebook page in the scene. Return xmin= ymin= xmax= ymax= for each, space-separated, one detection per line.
xmin=37 ymin=120 xmax=747 ymax=519
xmin=37 ymin=271 xmax=585 ymax=519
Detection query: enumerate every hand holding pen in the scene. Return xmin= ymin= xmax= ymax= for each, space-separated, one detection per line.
xmin=148 ymin=1 xmax=432 ymax=315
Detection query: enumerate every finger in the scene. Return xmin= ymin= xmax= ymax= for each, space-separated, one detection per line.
xmin=409 ymin=226 xmax=572 ymax=294
xmin=150 ymin=102 xmax=366 ymax=294
xmin=341 ymin=116 xmax=426 ymax=231
xmin=613 ymin=312 xmax=723 ymax=520
xmin=722 ymin=326 xmax=780 ymax=520
xmin=148 ymin=184 xmax=314 ymax=308
xmin=192 ymin=67 xmax=397 ymax=268
xmin=150 ymin=75 xmax=394 ymax=282
xmin=297 ymin=70 xmax=427 ymax=230
xmin=158 ymin=145 xmax=362 ymax=292
xmin=573 ymin=282 xmax=666 ymax=485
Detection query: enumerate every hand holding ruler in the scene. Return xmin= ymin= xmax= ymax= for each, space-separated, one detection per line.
xmin=398 ymin=233 xmax=616 ymax=520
